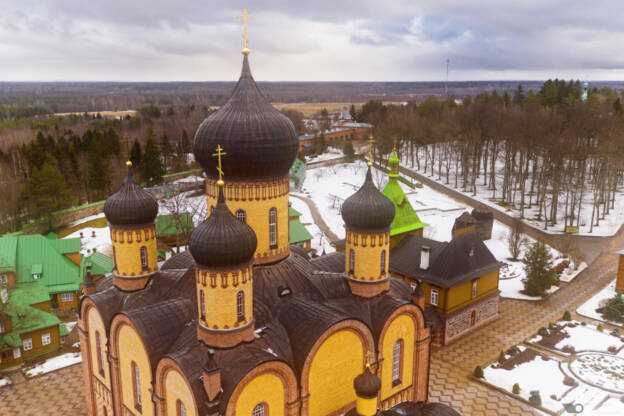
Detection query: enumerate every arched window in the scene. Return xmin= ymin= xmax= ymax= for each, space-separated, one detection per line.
xmin=177 ymin=399 xmax=187 ymax=416
xmin=392 ymin=339 xmax=403 ymax=385
xmin=200 ymin=290 xmax=206 ymax=320
xmin=140 ymin=246 xmax=148 ymax=269
xmin=380 ymin=250 xmax=386 ymax=275
xmin=95 ymin=331 xmax=105 ymax=376
xmin=349 ymin=249 xmax=355 ymax=274
xmin=252 ymin=403 xmax=266 ymax=416
xmin=237 ymin=291 xmax=245 ymax=321
xmin=236 ymin=209 xmax=247 ymax=223
xmin=269 ymin=208 xmax=278 ymax=249
xmin=131 ymin=361 xmax=142 ymax=411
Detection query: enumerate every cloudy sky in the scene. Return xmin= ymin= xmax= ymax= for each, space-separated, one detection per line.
xmin=1 ymin=0 xmax=623 ymax=82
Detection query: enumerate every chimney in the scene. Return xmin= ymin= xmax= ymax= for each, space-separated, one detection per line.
xmin=410 ymin=283 xmax=425 ymax=310
xmin=202 ymin=351 xmax=221 ymax=402
xmin=420 ymin=246 xmax=430 ymax=270
xmin=83 ymin=264 xmax=96 ymax=296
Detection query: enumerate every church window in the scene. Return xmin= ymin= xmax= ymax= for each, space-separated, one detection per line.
xmin=177 ymin=399 xmax=187 ymax=416
xmin=96 ymin=331 xmax=105 ymax=376
xmin=430 ymin=289 xmax=439 ymax=306
xmin=269 ymin=208 xmax=278 ymax=249
xmin=200 ymin=290 xmax=206 ymax=320
xmin=380 ymin=250 xmax=386 ymax=275
xmin=392 ymin=339 xmax=403 ymax=385
xmin=131 ymin=361 xmax=142 ymax=411
xmin=237 ymin=291 xmax=245 ymax=321
xmin=140 ymin=246 xmax=148 ymax=269
xmin=471 ymin=280 xmax=478 ymax=298
xmin=252 ymin=403 xmax=266 ymax=416
xmin=349 ymin=249 xmax=355 ymax=274
xmin=236 ymin=209 xmax=247 ymax=223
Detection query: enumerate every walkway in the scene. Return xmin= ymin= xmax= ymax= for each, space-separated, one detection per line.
xmin=290 ymin=193 xmax=340 ymax=243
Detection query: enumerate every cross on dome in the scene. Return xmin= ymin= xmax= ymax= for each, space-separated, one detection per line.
xmin=212 ymin=145 xmax=227 ymax=186
xmin=237 ymin=8 xmax=253 ymax=55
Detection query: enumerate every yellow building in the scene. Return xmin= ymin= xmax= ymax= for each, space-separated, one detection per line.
xmin=78 ymin=37 xmax=461 ymax=416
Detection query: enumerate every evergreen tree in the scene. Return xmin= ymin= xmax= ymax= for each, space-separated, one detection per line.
xmin=343 ymin=140 xmax=355 ymax=162
xmin=613 ymin=98 xmax=623 ymax=114
xmin=87 ymin=139 xmax=111 ymax=199
xmin=314 ymin=133 xmax=327 ymax=154
xmin=160 ymin=133 xmax=173 ymax=171
xmin=130 ymin=139 xmax=142 ymax=166
xmin=522 ymin=241 xmax=555 ymax=296
xmin=20 ymin=162 xmax=74 ymax=228
xmin=349 ymin=104 xmax=356 ymax=120
xmin=178 ymin=129 xmax=191 ymax=154
xmin=140 ymin=135 xmax=164 ymax=185
xmin=602 ymin=292 xmax=624 ymax=322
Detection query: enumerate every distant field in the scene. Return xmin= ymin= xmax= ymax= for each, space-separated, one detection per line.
xmin=53 ymin=110 xmax=137 ymax=118
xmin=273 ymin=101 xmax=405 ymax=117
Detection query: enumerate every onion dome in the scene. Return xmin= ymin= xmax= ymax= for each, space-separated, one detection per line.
xmin=193 ymin=55 xmax=298 ymax=180
xmin=354 ymin=366 xmax=381 ymax=398
xmin=388 ymin=149 xmax=400 ymax=167
xmin=342 ymin=168 xmax=395 ymax=232
xmin=104 ymin=162 xmax=158 ymax=227
xmin=189 ymin=186 xmax=257 ymax=268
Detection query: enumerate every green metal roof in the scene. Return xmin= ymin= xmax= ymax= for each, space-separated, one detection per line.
xmin=0 ymin=237 xmax=17 ymax=272
xmin=49 ymin=237 xmax=82 ymax=254
xmin=45 ymin=232 xmax=58 ymax=240
xmin=289 ymin=218 xmax=313 ymax=244
xmin=156 ymin=213 xmax=195 ymax=238
xmin=290 ymin=159 xmax=306 ymax=184
xmin=289 ymin=206 xmax=302 ymax=217
xmin=382 ymin=170 xmax=427 ymax=237
xmin=82 ymin=252 xmax=114 ymax=276
xmin=0 ymin=284 xmax=62 ymax=349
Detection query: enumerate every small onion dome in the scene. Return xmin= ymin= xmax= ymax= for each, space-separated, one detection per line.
xmin=342 ymin=168 xmax=395 ymax=232
xmin=193 ymin=55 xmax=298 ymax=180
xmin=354 ymin=366 xmax=381 ymax=398
xmin=104 ymin=162 xmax=158 ymax=227
xmin=471 ymin=204 xmax=493 ymax=221
xmin=388 ymin=149 xmax=400 ymax=167
xmin=189 ymin=186 xmax=257 ymax=268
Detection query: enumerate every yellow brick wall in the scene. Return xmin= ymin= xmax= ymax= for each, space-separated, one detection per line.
xmin=345 ymin=231 xmax=389 ymax=280
xmin=165 ymin=368 xmax=197 ymax=416
xmin=234 ymin=373 xmax=285 ymax=416
xmin=88 ymin=307 xmax=110 ymax=388
xmin=206 ymin=179 xmax=289 ymax=265
xmin=118 ymin=324 xmax=153 ymax=416
xmin=617 ymin=254 xmax=624 ymax=292
xmin=110 ymin=225 xmax=157 ymax=277
xmin=308 ymin=330 xmax=364 ymax=416
xmin=380 ymin=314 xmax=415 ymax=400
xmin=196 ymin=265 xmax=253 ymax=330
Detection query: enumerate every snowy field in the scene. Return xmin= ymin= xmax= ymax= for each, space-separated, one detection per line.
xmin=577 ymin=279 xmax=622 ymax=326
xmin=23 ymin=352 xmax=82 ymax=378
xmin=396 ymin=147 xmax=624 ymax=236
xmin=297 ymin=160 xmax=583 ymax=300
xmin=305 ymin=148 xmax=344 ymax=163
xmin=527 ymin=321 xmax=624 ymax=355
xmin=64 ymin=226 xmax=111 ymax=256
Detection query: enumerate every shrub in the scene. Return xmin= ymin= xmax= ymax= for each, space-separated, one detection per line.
xmin=473 ymin=365 xmax=484 ymax=378
xmin=581 ymin=321 xmax=587 ymax=326
xmin=522 ymin=241 xmax=555 ymax=296
xmin=611 ymin=328 xmax=620 ymax=337
xmin=602 ymin=291 xmax=624 ymax=322
xmin=498 ymin=350 xmax=506 ymax=364
xmin=608 ymin=346 xmax=617 ymax=353
xmin=562 ymin=345 xmax=575 ymax=354
xmin=562 ymin=310 xmax=572 ymax=321
xmin=529 ymin=390 xmax=542 ymax=406
xmin=512 ymin=383 xmax=520 ymax=394
xmin=597 ymin=324 xmax=603 ymax=332
xmin=506 ymin=346 xmax=520 ymax=356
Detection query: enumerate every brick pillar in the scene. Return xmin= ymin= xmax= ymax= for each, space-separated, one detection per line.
xmin=413 ymin=328 xmax=431 ymax=403
xmin=78 ymin=321 xmax=96 ymax=416
xmin=109 ymin=353 xmax=123 ymax=416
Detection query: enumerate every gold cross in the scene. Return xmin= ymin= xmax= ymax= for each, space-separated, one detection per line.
xmin=237 ymin=8 xmax=253 ymax=52
xmin=122 ymin=134 xmax=132 ymax=165
xmin=367 ymin=134 xmax=375 ymax=167
xmin=212 ymin=145 xmax=227 ymax=186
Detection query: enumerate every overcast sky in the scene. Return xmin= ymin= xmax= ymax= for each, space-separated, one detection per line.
xmin=1 ymin=0 xmax=623 ymax=82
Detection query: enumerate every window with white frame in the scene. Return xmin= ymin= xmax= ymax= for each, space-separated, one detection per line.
xmin=392 ymin=339 xmax=402 ymax=383
xmin=0 ymin=275 xmax=7 ymax=285
xmin=13 ymin=347 xmax=21 ymax=359
xmin=237 ymin=291 xmax=245 ymax=321
xmin=430 ymin=289 xmax=439 ymax=306
xmin=42 ymin=333 xmax=51 ymax=346
xmin=23 ymin=338 xmax=33 ymax=351
xmin=269 ymin=208 xmax=277 ymax=248
xmin=32 ymin=273 xmax=41 ymax=280
xmin=471 ymin=279 xmax=478 ymax=298
xmin=252 ymin=403 xmax=265 ymax=416
xmin=61 ymin=292 xmax=74 ymax=302
xmin=236 ymin=209 xmax=246 ymax=223
xmin=177 ymin=400 xmax=187 ymax=416
xmin=140 ymin=246 xmax=148 ymax=269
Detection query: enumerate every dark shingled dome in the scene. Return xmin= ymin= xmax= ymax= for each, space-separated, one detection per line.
xmin=342 ymin=167 xmax=395 ymax=232
xmin=354 ymin=366 xmax=381 ymax=398
xmin=189 ymin=186 xmax=257 ymax=268
xmin=193 ymin=55 xmax=298 ymax=180
xmin=104 ymin=165 xmax=158 ymax=227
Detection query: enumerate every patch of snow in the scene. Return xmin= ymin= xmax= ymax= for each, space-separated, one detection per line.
xmin=63 ymin=321 xmax=77 ymax=333
xmin=173 ymin=175 xmax=203 ymax=184
xmin=72 ymin=342 xmax=80 ymax=348
xmin=554 ymin=324 xmax=622 ymax=354
xmin=577 ymin=279 xmax=621 ymax=326
xmin=64 ymin=227 xmax=112 ymax=256
xmin=24 ymin=352 xmax=82 ymax=377
xmin=0 ymin=377 xmax=10 ymax=388
xmin=289 ymin=197 xmax=334 ymax=254
xmin=571 ymin=354 xmax=624 ymax=392
xmin=67 ymin=212 xmax=106 ymax=228
xmin=264 ymin=347 xmax=278 ymax=357
xmin=305 ymin=148 xmax=343 ymax=163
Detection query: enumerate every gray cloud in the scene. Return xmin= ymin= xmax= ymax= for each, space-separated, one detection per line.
xmin=0 ymin=0 xmax=623 ymax=81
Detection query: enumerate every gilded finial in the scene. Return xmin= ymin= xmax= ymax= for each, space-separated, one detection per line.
xmin=126 ymin=160 xmax=132 ymax=167
xmin=212 ymin=145 xmax=227 ymax=186
xmin=367 ymin=134 xmax=375 ymax=167
xmin=237 ymin=8 xmax=253 ymax=55
xmin=365 ymin=351 xmax=372 ymax=368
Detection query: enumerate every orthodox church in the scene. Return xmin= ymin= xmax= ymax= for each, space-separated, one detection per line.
xmin=77 ymin=42 xmax=462 ymax=416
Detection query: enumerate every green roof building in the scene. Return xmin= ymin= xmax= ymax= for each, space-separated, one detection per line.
xmin=382 ymin=147 xmax=427 ymax=245
xmin=290 ymin=159 xmax=306 ymax=189
xmin=156 ymin=213 xmax=195 ymax=247
xmin=288 ymin=204 xmax=313 ymax=251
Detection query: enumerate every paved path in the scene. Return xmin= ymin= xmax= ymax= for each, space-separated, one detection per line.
xmin=291 ymin=193 xmax=340 ymax=243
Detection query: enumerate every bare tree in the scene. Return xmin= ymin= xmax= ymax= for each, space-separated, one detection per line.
xmin=159 ymin=187 xmax=206 ymax=253
xmin=507 ymin=216 xmax=526 ymax=261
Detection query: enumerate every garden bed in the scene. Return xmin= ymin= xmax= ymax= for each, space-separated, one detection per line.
xmin=527 ymin=320 xmax=624 ymax=355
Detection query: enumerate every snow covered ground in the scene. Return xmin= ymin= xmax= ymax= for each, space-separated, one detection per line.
xmin=23 ymin=352 xmax=82 ymax=378
xmin=0 ymin=377 xmax=10 ymax=388
xmin=397 ymin=146 xmax=624 ymax=236
xmin=577 ymin=279 xmax=622 ymax=326
xmin=298 ymin=159 xmax=582 ymax=300
xmin=63 ymin=321 xmax=77 ymax=333
xmin=305 ymin=148 xmax=343 ymax=163
xmin=527 ymin=321 xmax=624 ymax=355
xmin=289 ymin=198 xmax=334 ymax=255
xmin=64 ymin=226 xmax=111 ymax=256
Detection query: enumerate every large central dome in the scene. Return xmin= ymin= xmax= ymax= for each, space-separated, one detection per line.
xmin=193 ymin=55 xmax=298 ymax=180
